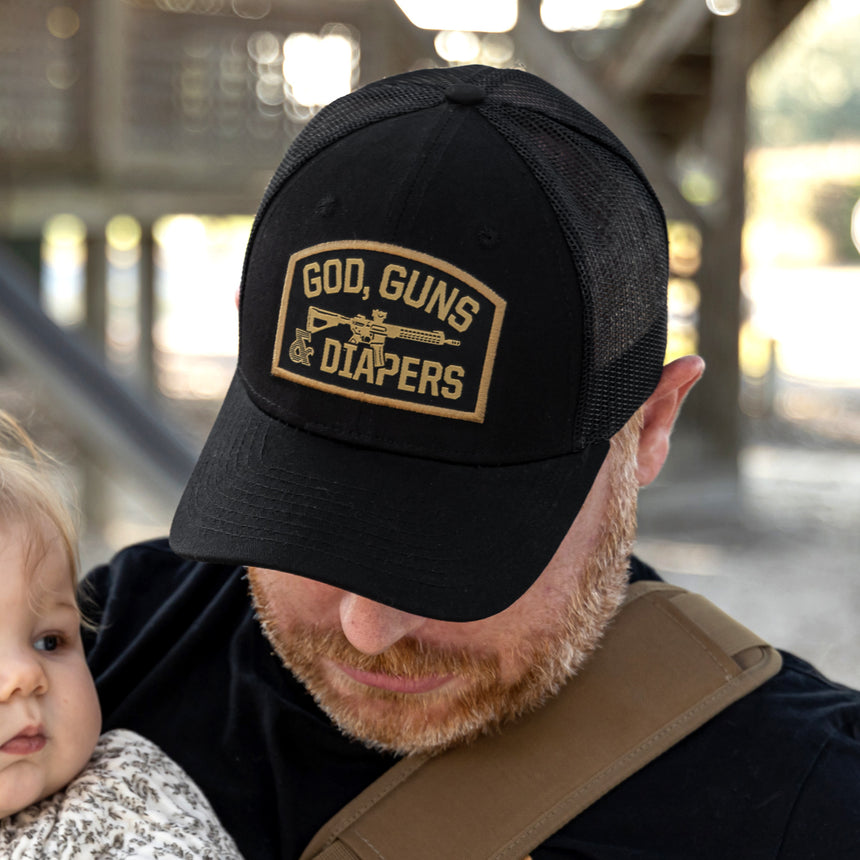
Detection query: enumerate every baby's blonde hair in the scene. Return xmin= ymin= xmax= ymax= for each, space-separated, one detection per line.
xmin=0 ymin=411 xmax=80 ymax=593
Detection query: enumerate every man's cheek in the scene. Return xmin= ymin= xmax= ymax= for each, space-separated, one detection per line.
xmin=251 ymin=569 xmax=339 ymax=622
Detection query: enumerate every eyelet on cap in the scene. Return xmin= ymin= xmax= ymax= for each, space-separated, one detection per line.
xmin=444 ymin=83 xmax=486 ymax=105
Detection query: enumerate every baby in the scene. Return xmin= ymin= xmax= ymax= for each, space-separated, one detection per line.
xmin=0 ymin=411 xmax=242 ymax=858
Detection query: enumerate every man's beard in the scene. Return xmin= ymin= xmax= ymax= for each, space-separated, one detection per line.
xmin=249 ymin=437 xmax=639 ymax=757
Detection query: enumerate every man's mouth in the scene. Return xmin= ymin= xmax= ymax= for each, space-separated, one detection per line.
xmin=333 ymin=662 xmax=454 ymax=694
xmin=1 ymin=725 xmax=47 ymax=755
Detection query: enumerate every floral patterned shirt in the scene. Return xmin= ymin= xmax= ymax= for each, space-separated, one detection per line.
xmin=0 ymin=729 xmax=242 ymax=859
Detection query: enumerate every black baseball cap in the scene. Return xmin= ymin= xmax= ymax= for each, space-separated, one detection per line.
xmin=170 ymin=65 xmax=668 ymax=622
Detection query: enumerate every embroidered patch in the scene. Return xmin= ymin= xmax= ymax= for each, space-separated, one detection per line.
xmin=272 ymin=241 xmax=506 ymax=422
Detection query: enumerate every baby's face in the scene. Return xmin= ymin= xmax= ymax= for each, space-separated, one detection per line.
xmin=0 ymin=520 xmax=101 ymax=818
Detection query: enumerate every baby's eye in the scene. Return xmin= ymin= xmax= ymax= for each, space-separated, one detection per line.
xmin=34 ymin=634 xmax=63 ymax=652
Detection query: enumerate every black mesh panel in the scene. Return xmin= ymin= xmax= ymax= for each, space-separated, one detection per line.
xmin=247 ymin=65 xmax=668 ymax=451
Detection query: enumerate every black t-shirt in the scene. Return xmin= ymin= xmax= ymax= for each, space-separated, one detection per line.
xmin=83 ymin=539 xmax=860 ymax=858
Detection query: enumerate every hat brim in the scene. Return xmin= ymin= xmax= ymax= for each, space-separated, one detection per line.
xmin=170 ymin=373 xmax=610 ymax=622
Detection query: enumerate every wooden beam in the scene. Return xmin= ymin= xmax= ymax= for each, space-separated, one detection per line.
xmin=751 ymin=0 xmax=816 ymax=61
xmin=2 ymin=184 xmax=262 ymax=234
xmin=513 ymin=0 xmax=701 ymax=224
xmin=601 ymin=0 xmax=710 ymax=97
xmin=358 ymin=0 xmax=437 ymax=86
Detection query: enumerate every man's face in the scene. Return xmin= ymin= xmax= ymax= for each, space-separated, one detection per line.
xmin=249 ymin=430 xmax=639 ymax=756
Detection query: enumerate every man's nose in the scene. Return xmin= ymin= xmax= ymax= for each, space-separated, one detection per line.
xmin=338 ymin=592 xmax=428 ymax=655
xmin=0 ymin=649 xmax=48 ymax=702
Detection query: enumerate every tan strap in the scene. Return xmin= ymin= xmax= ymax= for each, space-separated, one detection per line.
xmin=300 ymin=582 xmax=782 ymax=860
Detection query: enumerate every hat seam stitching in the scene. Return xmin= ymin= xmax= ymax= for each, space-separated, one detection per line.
xmin=238 ymin=366 xmax=591 ymax=464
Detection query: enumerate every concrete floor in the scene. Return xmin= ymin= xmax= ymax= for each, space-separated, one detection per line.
xmin=637 ymin=439 xmax=860 ymax=690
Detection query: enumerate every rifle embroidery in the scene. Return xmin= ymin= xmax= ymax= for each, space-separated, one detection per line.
xmin=290 ymin=306 xmax=461 ymax=369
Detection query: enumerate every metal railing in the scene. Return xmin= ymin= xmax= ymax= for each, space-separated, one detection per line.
xmin=0 ymin=242 xmax=198 ymax=506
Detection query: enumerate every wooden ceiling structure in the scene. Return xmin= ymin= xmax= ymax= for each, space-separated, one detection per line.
xmin=1 ymin=0 xmax=813 ymax=482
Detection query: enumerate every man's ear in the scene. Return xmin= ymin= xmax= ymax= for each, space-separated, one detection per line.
xmin=636 ymin=355 xmax=705 ymax=487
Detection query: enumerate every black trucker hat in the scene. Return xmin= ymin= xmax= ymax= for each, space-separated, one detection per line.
xmin=170 ymin=64 xmax=668 ymax=622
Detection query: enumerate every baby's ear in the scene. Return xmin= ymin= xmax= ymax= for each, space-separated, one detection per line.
xmin=635 ymin=355 xmax=705 ymax=487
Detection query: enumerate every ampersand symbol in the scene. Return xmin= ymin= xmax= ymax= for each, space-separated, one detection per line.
xmin=289 ymin=329 xmax=314 ymax=366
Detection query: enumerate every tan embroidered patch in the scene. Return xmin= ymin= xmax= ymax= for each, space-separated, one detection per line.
xmin=271 ymin=240 xmax=506 ymax=422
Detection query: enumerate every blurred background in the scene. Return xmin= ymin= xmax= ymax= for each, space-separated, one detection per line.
xmin=1 ymin=0 xmax=858 ymax=684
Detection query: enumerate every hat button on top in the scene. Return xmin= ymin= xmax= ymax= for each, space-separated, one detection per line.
xmin=444 ymin=83 xmax=486 ymax=106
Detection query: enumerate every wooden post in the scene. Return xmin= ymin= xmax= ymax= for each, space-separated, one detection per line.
xmin=83 ymin=226 xmax=109 ymax=531
xmin=6 ymin=237 xmax=43 ymax=298
xmin=138 ymin=220 xmax=158 ymax=398
xmin=683 ymin=7 xmax=753 ymax=471
xmin=84 ymin=228 xmax=107 ymax=358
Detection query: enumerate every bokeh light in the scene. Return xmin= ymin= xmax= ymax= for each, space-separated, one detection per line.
xmin=435 ymin=31 xmax=482 ymax=64
xmin=395 ymin=0 xmax=517 ymax=33
xmin=46 ymin=6 xmax=80 ymax=39
xmin=706 ymin=0 xmax=742 ymax=16
xmin=41 ymin=214 xmax=86 ymax=327
xmin=283 ymin=28 xmax=357 ymax=109
xmin=540 ymin=0 xmax=642 ymax=32
xmin=851 ymin=198 xmax=860 ymax=255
